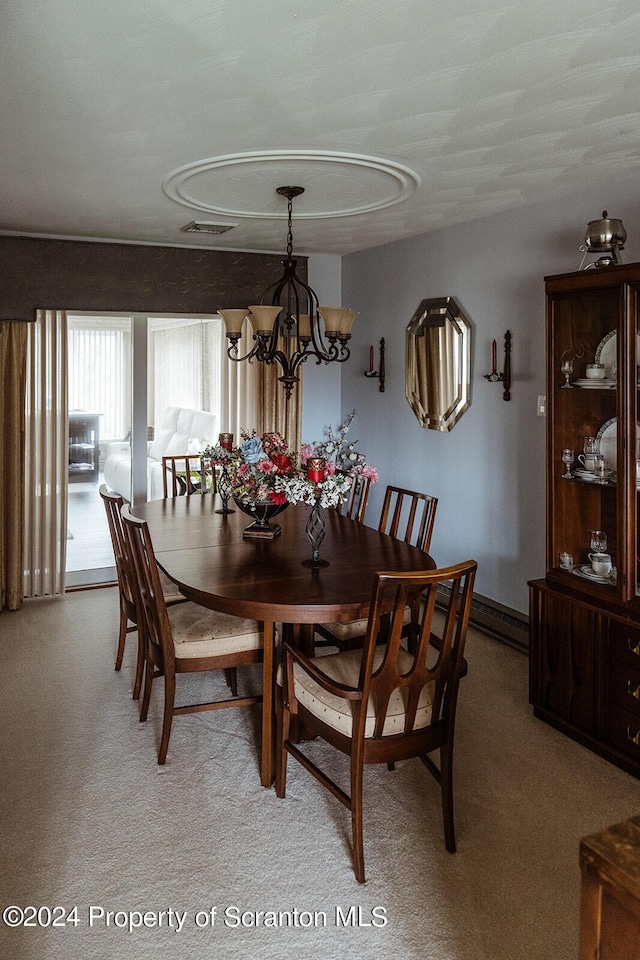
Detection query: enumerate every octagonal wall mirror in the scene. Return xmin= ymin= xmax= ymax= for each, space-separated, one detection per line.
xmin=406 ymin=297 xmax=472 ymax=431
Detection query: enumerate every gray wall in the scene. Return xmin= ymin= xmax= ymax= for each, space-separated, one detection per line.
xmin=302 ymin=254 xmax=343 ymax=442
xmin=338 ymin=180 xmax=640 ymax=615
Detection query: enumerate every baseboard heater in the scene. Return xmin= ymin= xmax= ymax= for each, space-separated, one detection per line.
xmin=437 ymin=587 xmax=529 ymax=653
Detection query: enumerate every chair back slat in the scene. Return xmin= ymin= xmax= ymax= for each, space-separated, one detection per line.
xmin=360 ymin=561 xmax=476 ymax=740
xmin=337 ymin=472 xmax=370 ymax=522
xmin=162 ymin=455 xmax=216 ymax=498
xmin=378 ymin=485 xmax=438 ymax=553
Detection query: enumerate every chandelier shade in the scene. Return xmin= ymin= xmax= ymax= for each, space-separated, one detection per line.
xmin=219 ymin=186 xmax=357 ymax=400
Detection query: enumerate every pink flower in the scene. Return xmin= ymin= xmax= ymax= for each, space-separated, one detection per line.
xmin=361 ymin=465 xmax=379 ymax=483
xmin=237 ymin=463 xmax=250 ymax=478
xmin=257 ymin=459 xmax=275 ymax=474
xmin=300 ymin=443 xmax=313 ymax=465
xmin=325 ymin=460 xmax=336 ymax=475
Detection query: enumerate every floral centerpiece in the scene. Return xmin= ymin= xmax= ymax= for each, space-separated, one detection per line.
xmin=202 ymin=431 xmax=297 ymax=534
xmin=274 ymin=465 xmax=352 ymax=509
xmin=202 ymin=416 xmax=376 ymax=547
xmin=300 ymin=409 xmax=378 ymax=485
xmin=223 ymin=430 xmax=297 ymax=506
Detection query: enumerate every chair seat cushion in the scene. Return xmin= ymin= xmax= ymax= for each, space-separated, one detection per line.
xmin=168 ymin=603 xmax=264 ymax=659
xmin=288 ymin=646 xmax=434 ymax=738
xmin=320 ymin=604 xmax=412 ymax=642
xmin=158 ymin=571 xmax=185 ymax=604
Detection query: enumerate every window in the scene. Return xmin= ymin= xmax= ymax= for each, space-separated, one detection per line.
xmin=68 ymin=315 xmax=130 ymax=441
xmin=67 ymin=313 xmax=227 ymax=441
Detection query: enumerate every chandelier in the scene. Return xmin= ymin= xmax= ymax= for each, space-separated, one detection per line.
xmin=218 ymin=186 xmax=358 ymax=399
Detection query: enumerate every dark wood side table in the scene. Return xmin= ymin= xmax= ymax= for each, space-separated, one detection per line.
xmin=68 ymin=411 xmax=101 ymax=483
xmin=580 ymin=815 xmax=640 ymax=960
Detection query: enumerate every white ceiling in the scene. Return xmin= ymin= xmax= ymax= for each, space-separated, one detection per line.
xmin=2 ymin=0 xmax=640 ymax=255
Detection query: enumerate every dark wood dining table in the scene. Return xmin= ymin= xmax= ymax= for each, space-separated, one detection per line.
xmin=132 ymin=495 xmax=435 ymax=786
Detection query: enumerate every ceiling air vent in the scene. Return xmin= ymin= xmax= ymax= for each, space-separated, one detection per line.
xmin=180 ymin=220 xmax=238 ymax=235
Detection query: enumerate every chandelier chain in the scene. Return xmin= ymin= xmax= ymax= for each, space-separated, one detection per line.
xmin=286 ymin=195 xmax=294 ymax=259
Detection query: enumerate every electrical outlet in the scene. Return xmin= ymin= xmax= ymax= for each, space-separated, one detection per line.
xmin=537 ymin=395 xmax=546 ymax=417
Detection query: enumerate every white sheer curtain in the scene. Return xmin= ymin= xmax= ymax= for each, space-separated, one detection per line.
xmin=24 ymin=310 xmax=68 ymax=598
xmin=149 ymin=317 xmax=217 ymax=421
xmin=148 ymin=316 xmax=257 ymax=438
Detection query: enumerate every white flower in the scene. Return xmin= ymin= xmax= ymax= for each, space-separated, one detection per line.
xmin=275 ymin=472 xmax=352 ymax=509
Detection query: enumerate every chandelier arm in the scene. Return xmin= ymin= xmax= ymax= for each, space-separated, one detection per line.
xmin=226 ymin=340 xmax=260 ymax=364
xmin=264 ymin=345 xmax=308 ymax=377
xmin=309 ymin=321 xmax=336 ymax=362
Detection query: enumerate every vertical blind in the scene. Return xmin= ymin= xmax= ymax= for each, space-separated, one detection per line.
xmin=67 ymin=315 xmax=130 ymax=441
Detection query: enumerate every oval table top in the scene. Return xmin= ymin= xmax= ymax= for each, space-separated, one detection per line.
xmin=132 ymin=495 xmax=435 ymax=624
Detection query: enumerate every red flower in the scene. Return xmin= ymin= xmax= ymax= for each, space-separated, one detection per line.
xmin=270 ymin=490 xmax=287 ymax=504
xmin=271 ymin=454 xmax=293 ymax=473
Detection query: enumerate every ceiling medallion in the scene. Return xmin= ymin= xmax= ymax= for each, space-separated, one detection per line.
xmin=162 ymin=150 xmax=420 ymax=219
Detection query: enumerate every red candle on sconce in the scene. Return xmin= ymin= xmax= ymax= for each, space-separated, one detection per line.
xmin=491 ymin=339 xmax=497 ymax=375
xmin=306 ymin=457 xmax=326 ymax=483
xmin=219 ymin=432 xmax=233 ymax=451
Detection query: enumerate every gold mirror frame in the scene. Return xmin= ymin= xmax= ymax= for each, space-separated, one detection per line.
xmin=406 ymin=297 xmax=472 ymax=432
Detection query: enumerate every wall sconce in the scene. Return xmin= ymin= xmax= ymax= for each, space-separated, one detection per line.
xmin=364 ymin=338 xmax=385 ymax=392
xmin=484 ymin=330 xmax=511 ymax=400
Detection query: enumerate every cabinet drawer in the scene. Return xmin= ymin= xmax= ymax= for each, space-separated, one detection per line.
xmin=609 ymin=661 xmax=640 ymax=716
xmin=608 ymin=620 xmax=640 ymax=670
xmin=608 ymin=704 xmax=640 ymax=758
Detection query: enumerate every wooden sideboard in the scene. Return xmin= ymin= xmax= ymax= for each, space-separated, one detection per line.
xmin=580 ymin=816 xmax=640 ymax=960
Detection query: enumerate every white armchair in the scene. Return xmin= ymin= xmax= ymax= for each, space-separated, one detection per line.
xmin=103 ymin=406 xmax=218 ymax=500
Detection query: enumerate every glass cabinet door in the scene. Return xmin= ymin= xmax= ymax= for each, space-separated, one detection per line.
xmin=634 ymin=284 xmax=640 ymax=598
xmin=548 ymin=286 xmax=622 ymax=595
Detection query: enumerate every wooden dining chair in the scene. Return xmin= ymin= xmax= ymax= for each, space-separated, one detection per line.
xmin=276 ymin=558 xmax=477 ymax=883
xmin=336 ymin=472 xmax=370 ymax=523
xmin=162 ymin=455 xmax=216 ymax=498
xmin=315 ymin=485 xmax=438 ymax=650
xmin=121 ymin=506 xmax=265 ymax=765
xmin=100 ymin=485 xmax=187 ymax=698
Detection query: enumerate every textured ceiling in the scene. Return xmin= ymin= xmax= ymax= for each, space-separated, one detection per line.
xmin=2 ymin=0 xmax=640 ymax=254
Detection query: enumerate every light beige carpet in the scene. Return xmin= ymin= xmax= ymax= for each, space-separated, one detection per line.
xmin=0 ymin=588 xmax=638 ymax=960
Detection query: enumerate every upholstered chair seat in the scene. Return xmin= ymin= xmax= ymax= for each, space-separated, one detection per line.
xmin=319 ymin=605 xmax=412 ymax=644
xmin=284 ymin=646 xmax=434 ymax=738
xmin=169 ymin=605 xmax=264 ymax=659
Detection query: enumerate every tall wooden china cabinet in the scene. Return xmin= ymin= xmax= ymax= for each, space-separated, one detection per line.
xmin=529 ymin=262 xmax=640 ymax=779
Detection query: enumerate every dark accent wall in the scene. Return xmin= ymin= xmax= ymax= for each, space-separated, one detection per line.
xmin=0 ymin=236 xmax=305 ymax=320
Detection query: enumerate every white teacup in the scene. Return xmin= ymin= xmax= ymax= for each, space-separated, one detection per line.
xmin=585 ymin=363 xmax=606 ymax=380
xmin=579 ymin=453 xmax=603 ymax=473
xmin=588 ymin=552 xmax=612 ymax=577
